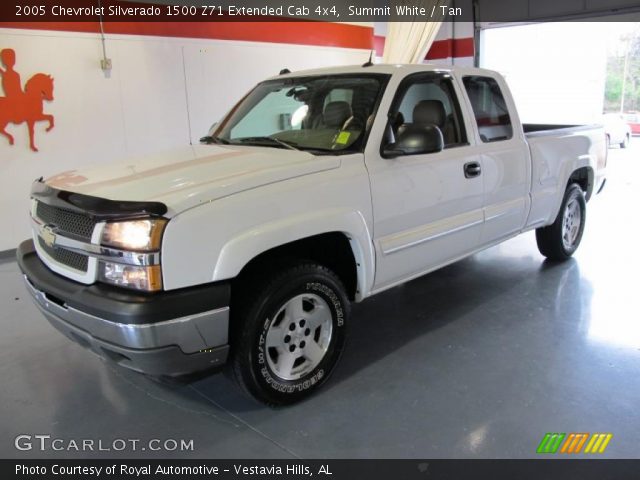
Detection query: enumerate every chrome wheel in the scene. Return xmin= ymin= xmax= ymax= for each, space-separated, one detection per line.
xmin=265 ymin=293 xmax=333 ymax=381
xmin=562 ymin=197 xmax=582 ymax=250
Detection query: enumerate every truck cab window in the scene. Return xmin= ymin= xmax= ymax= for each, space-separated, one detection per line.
xmin=463 ymin=76 xmax=513 ymax=143
xmin=390 ymin=76 xmax=467 ymax=149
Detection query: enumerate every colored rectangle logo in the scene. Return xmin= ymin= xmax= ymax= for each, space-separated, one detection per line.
xmin=537 ymin=433 xmax=612 ymax=454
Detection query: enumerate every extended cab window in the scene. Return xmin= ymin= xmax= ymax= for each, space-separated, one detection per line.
xmin=463 ymin=76 xmax=513 ymax=143
xmin=389 ymin=75 xmax=467 ymax=149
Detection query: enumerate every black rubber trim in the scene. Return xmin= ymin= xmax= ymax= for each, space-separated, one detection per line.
xmin=31 ymin=179 xmax=167 ymax=219
xmin=17 ymin=239 xmax=230 ymax=325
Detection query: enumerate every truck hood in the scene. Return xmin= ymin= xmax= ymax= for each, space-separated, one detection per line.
xmin=44 ymin=145 xmax=340 ymax=216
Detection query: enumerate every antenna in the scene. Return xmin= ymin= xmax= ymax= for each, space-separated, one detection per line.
xmin=279 ymin=68 xmax=291 ymax=75
xmin=362 ymin=50 xmax=374 ymax=67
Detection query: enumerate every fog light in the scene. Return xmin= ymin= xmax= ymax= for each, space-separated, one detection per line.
xmin=98 ymin=262 xmax=162 ymax=292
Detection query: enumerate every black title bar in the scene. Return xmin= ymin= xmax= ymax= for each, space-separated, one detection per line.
xmin=1 ymin=0 xmax=640 ymax=22
xmin=4 ymin=459 xmax=640 ymax=480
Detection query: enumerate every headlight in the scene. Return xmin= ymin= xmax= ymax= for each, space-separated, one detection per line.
xmin=101 ymin=218 xmax=167 ymax=251
xmin=99 ymin=218 xmax=167 ymax=291
xmin=98 ymin=262 xmax=163 ymax=292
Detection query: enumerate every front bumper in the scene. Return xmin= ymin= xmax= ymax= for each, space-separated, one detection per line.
xmin=17 ymin=239 xmax=231 ymax=377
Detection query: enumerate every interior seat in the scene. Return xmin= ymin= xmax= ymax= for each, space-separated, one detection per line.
xmin=314 ymin=101 xmax=353 ymax=130
xmin=398 ymin=100 xmax=456 ymax=145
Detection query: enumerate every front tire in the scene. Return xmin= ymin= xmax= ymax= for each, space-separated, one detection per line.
xmin=536 ymin=183 xmax=586 ymax=261
xmin=231 ymin=263 xmax=349 ymax=406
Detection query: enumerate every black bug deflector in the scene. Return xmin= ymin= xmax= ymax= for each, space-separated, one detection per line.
xmin=30 ymin=178 xmax=168 ymax=220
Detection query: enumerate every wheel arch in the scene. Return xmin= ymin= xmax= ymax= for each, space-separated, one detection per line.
xmin=542 ymin=160 xmax=594 ymax=228
xmin=567 ymin=165 xmax=594 ymax=201
xmin=213 ymin=209 xmax=375 ymax=301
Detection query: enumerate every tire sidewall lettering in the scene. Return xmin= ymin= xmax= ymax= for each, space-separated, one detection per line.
xmin=306 ymin=281 xmax=344 ymax=327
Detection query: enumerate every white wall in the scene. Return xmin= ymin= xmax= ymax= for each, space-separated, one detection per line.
xmin=0 ymin=28 xmax=370 ymax=251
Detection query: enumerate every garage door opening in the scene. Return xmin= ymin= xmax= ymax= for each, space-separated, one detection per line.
xmin=480 ymin=21 xmax=639 ymax=143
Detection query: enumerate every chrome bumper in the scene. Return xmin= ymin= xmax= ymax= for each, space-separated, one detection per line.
xmin=23 ymin=275 xmax=230 ymax=377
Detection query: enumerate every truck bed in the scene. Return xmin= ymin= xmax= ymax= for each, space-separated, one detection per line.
xmin=523 ymin=123 xmax=601 ymax=137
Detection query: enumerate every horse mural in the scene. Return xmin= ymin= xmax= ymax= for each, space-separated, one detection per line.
xmin=0 ymin=48 xmax=55 ymax=152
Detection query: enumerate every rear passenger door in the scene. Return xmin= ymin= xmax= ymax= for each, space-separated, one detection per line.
xmin=461 ymin=75 xmax=530 ymax=245
xmin=365 ymin=72 xmax=485 ymax=291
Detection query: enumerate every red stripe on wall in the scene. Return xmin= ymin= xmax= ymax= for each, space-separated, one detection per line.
xmin=373 ymin=35 xmax=474 ymax=60
xmin=373 ymin=34 xmax=385 ymax=57
xmin=426 ymin=37 xmax=474 ymax=59
xmin=0 ymin=21 xmax=374 ymax=50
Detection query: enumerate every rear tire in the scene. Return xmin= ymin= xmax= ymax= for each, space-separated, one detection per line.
xmin=230 ymin=262 xmax=349 ymax=406
xmin=536 ymin=183 xmax=586 ymax=261
xmin=621 ymin=134 xmax=630 ymax=149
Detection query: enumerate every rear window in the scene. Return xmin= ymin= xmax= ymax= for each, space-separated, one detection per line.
xmin=463 ymin=76 xmax=513 ymax=143
xmin=625 ymin=113 xmax=639 ymax=123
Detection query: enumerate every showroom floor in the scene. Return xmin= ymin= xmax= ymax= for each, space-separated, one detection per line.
xmin=2 ymin=142 xmax=639 ymax=459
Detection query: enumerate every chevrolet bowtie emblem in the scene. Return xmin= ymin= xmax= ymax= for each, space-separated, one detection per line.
xmin=40 ymin=225 xmax=57 ymax=248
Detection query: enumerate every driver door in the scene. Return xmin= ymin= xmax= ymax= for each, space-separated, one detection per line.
xmin=365 ymin=72 xmax=484 ymax=292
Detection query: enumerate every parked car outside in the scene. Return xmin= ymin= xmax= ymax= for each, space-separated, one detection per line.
xmin=603 ymin=113 xmax=632 ymax=148
xmin=624 ymin=112 xmax=640 ymax=136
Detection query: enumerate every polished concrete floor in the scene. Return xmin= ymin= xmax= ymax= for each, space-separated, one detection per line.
xmin=2 ymin=141 xmax=639 ymax=459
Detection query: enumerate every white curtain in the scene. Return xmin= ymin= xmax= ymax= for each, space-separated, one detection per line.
xmin=382 ymin=0 xmax=446 ymax=64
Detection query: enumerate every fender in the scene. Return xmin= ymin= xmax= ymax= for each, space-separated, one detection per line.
xmin=160 ymin=152 xmax=374 ymax=293
xmin=212 ymin=208 xmax=375 ymax=301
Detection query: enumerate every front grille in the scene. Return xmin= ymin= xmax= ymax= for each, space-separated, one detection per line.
xmin=38 ymin=237 xmax=89 ymax=273
xmin=36 ymin=201 xmax=96 ymax=241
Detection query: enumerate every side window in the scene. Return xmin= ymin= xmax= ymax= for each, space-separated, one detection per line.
xmin=391 ymin=76 xmax=467 ymax=149
xmin=463 ymin=76 xmax=513 ymax=143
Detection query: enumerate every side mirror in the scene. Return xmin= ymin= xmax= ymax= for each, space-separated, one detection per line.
xmin=383 ymin=124 xmax=444 ymax=158
xmin=199 ymin=122 xmax=219 ymax=143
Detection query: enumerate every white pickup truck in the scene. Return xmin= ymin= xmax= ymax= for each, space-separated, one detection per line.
xmin=18 ymin=64 xmax=606 ymax=405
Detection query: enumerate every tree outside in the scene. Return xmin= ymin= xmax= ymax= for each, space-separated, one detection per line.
xmin=605 ymin=25 xmax=640 ymax=114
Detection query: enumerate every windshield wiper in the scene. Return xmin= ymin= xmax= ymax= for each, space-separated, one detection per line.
xmin=200 ymin=135 xmax=230 ymax=145
xmin=233 ymin=136 xmax=300 ymax=151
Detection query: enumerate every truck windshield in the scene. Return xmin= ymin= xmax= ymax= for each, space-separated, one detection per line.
xmin=212 ymin=74 xmax=389 ymax=154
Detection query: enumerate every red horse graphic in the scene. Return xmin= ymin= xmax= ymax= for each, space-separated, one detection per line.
xmin=0 ymin=48 xmax=55 ymax=152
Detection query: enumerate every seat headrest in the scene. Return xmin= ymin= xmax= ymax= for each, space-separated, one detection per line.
xmin=413 ymin=100 xmax=446 ymax=127
xmin=323 ymin=101 xmax=352 ymax=128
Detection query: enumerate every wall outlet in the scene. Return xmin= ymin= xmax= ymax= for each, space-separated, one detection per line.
xmin=100 ymin=58 xmax=112 ymax=71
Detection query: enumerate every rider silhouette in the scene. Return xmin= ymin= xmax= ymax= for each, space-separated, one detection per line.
xmin=0 ymin=48 xmax=23 ymax=99
xmin=0 ymin=47 xmax=55 ymax=151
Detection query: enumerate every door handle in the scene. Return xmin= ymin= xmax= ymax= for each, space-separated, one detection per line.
xmin=464 ymin=162 xmax=481 ymax=179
